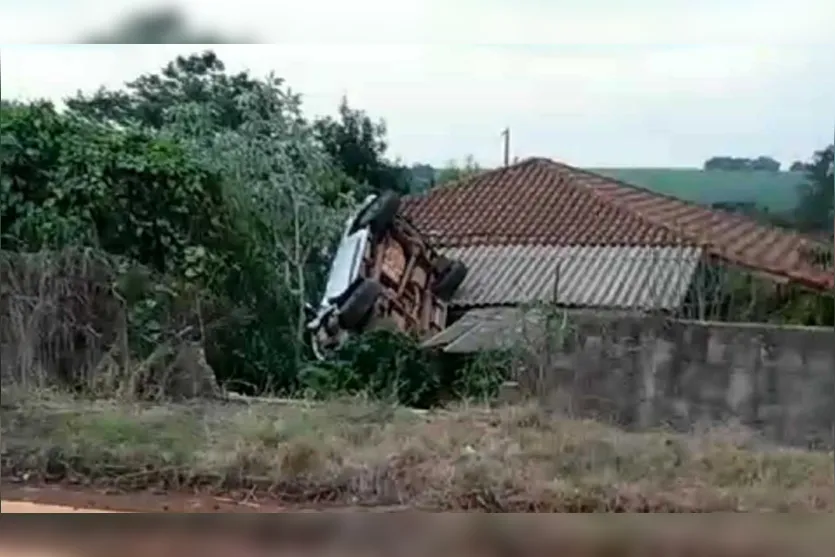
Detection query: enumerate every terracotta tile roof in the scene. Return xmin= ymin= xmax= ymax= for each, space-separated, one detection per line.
xmin=402 ymin=157 xmax=833 ymax=291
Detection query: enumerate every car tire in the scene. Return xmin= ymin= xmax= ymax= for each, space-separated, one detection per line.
xmin=432 ymin=255 xmax=452 ymax=276
xmin=351 ymin=191 xmax=401 ymax=236
xmin=432 ymin=259 xmax=468 ymax=301
xmin=338 ymin=278 xmax=383 ymax=330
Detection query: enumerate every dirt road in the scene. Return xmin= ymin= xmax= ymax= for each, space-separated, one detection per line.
xmin=0 ymin=501 xmax=117 ymax=557
xmin=1 ymin=485 xmax=407 ymax=513
xmin=1 ymin=501 xmax=119 ymax=513
xmin=2 ymin=493 xmax=831 ymax=557
xmin=0 ymin=485 xmax=284 ymax=512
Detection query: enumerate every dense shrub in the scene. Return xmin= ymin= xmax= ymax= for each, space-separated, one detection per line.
xmin=1 ymin=55 xmax=492 ymax=404
xmin=1 ymin=101 xmax=233 ymax=277
xmin=298 ymin=329 xmax=508 ymax=408
xmin=0 ymin=99 xmax=295 ymax=394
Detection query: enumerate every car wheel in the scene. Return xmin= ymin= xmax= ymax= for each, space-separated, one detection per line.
xmin=432 ymin=255 xmax=452 ymax=276
xmin=338 ymin=278 xmax=383 ymax=330
xmin=351 ymin=191 xmax=401 ymax=236
xmin=432 ymin=259 xmax=468 ymax=300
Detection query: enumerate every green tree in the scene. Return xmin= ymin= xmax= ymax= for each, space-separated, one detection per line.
xmin=436 ymin=155 xmax=482 ymax=186
xmin=67 ymin=51 xmax=408 ymax=200
xmin=4 ymin=49 xmax=487 ymax=403
xmin=313 ymin=97 xmax=412 ymax=197
xmin=1 ymin=100 xmax=231 ymax=275
xmin=3 ymin=57 xmax=352 ymax=394
xmin=162 ymin=77 xmax=348 ymax=376
xmin=795 ymin=145 xmax=834 ymax=234
xmin=66 ymin=51 xmax=264 ymax=131
xmin=408 ymin=163 xmax=437 ymax=192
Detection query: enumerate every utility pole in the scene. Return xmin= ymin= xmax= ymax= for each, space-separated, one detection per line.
xmin=501 ymin=127 xmax=510 ymax=167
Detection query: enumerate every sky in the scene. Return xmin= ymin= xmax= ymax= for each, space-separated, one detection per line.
xmin=1 ymin=0 xmax=834 ymax=168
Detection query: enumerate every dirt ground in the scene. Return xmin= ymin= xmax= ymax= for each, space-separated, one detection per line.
xmin=1 ymin=485 xmax=289 ymax=513
xmin=1 ymin=501 xmax=120 ymax=513
xmin=0 ymin=488 xmax=407 ymax=557
xmin=2 ymin=496 xmax=834 ymax=557
xmin=0 ymin=484 xmax=412 ymax=513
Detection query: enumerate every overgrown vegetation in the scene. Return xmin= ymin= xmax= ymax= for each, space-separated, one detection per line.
xmin=1 ymin=390 xmax=831 ymax=512
xmin=0 ymin=50 xmax=500 ymax=404
xmin=678 ymin=264 xmax=835 ymax=326
xmin=2 ymin=47 xmax=833 ymax=514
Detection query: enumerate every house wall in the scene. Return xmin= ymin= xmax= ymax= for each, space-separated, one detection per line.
xmin=509 ymin=315 xmax=834 ymax=449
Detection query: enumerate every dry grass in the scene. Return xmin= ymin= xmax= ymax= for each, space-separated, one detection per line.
xmin=0 ymin=249 xmax=220 ymax=399
xmin=0 ymin=249 xmax=125 ymax=391
xmin=1 ymin=387 xmax=832 ymax=512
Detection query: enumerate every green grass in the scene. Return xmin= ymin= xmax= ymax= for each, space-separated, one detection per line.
xmin=587 ymin=168 xmax=807 ymax=212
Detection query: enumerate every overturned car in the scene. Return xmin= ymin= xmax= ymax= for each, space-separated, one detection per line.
xmin=305 ymin=192 xmax=467 ymax=360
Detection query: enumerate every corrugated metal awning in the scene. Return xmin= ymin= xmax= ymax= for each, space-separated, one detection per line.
xmin=440 ymin=244 xmax=703 ymax=310
xmin=423 ymin=306 xmax=645 ymax=354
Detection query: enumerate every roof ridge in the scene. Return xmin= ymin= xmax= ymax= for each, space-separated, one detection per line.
xmin=404 ymin=157 xmax=541 ymax=201
xmin=493 ymin=158 xmax=691 ymax=246
xmin=554 ymin=161 xmax=704 ymax=245
xmin=400 ymin=156 xmax=832 ymax=290
xmin=532 ymin=158 xmax=695 ymax=246
xmin=408 ymin=156 xmax=814 ymax=248
xmin=542 ymin=159 xmax=812 ymax=249
xmin=404 ymin=156 xmax=702 ymax=247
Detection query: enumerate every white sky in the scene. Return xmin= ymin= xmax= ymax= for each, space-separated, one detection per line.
xmin=1 ymin=0 xmax=834 ymax=168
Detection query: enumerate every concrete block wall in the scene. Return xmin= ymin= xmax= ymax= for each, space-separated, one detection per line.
xmin=512 ymin=315 xmax=834 ymax=449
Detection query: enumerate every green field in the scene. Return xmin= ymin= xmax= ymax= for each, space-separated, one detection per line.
xmin=588 ymin=168 xmax=807 ymax=212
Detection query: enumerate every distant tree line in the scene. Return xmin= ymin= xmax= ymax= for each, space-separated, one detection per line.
xmin=407 ymin=156 xmax=484 ymax=193
xmin=703 ymin=156 xmax=782 ymax=172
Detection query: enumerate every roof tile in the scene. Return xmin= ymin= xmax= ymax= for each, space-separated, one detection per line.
xmin=403 ymin=158 xmax=833 ymax=290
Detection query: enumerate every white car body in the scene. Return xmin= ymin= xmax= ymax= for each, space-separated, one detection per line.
xmin=305 ymin=194 xmax=379 ymax=358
